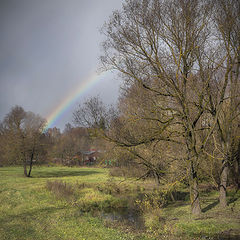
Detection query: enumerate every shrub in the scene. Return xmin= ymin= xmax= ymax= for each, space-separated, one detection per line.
xmin=136 ymin=190 xmax=169 ymax=213
xmin=109 ymin=166 xmax=147 ymax=178
xmin=46 ymin=180 xmax=74 ymax=200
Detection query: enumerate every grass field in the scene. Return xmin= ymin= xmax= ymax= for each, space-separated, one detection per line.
xmin=0 ymin=166 xmax=239 ymax=240
xmin=0 ymin=166 xmax=147 ymax=240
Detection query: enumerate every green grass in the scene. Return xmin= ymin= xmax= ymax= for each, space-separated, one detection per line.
xmin=0 ymin=166 xmax=240 ymax=240
xmin=156 ymin=189 xmax=240 ymax=239
xmin=0 ymin=166 xmax=147 ymax=240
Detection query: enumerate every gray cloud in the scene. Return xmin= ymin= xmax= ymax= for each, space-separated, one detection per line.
xmin=0 ymin=0 xmax=123 ymax=130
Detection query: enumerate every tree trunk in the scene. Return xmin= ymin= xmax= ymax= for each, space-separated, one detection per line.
xmin=234 ymin=142 xmax=240 ymax=189
xmin=190 ymin=163 xmax=201 ymax=215
xmin=23 ymin=163 xmax=28 ymax=177
xmin=219 ymin=159 xmax=229 ymax=207
xmin=27 ymin=156 xmax=33 ymax=177
xmin=234 ymin=162 xmax=240 ymax=190
xmin=27 ymin=147 xmax=35 ymax=177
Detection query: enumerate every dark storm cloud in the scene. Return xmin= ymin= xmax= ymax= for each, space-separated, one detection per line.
xmin=0 ymin=0 xmax=122 ymax=129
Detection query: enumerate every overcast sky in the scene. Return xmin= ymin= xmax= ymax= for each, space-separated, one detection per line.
xmin=0 ymin=0 xmax=123 ymax=130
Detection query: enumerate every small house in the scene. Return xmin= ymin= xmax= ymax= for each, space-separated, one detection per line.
xmin=75 ymin=149 xmax=102 ymax=165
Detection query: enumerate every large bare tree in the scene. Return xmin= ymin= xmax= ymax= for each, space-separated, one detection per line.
xmin=205 ymin=0 xmax=240 ymax=207
xmin=100 ymin=0 xmax=221 ymax=215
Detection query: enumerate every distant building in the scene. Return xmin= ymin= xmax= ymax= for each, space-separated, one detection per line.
xmin=75 ymin=149 xmax=102 ymax=165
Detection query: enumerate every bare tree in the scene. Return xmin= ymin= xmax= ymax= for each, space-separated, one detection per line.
xmin=1 ymin=106 xmax=46 ymax=177
xmin=73 ymin=96 xmax=118 ymax=131
xmin=100 ymin=0 xmax=217 ymax=215
xmin=206 ymin=0 xmax=240 ymax=207
xmin=73 ymin=96 xmax=107 ymax=129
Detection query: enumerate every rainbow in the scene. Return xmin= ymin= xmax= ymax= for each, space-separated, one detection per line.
xmin=44 ymin=70 xmax=109 ymax=131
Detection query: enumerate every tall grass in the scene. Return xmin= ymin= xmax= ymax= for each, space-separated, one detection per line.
xmin=46 ymin=180 xmax=74 ymax=199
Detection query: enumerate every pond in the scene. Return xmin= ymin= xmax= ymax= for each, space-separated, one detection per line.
xmin=100 ymin=207 xmax=145 ymax=230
